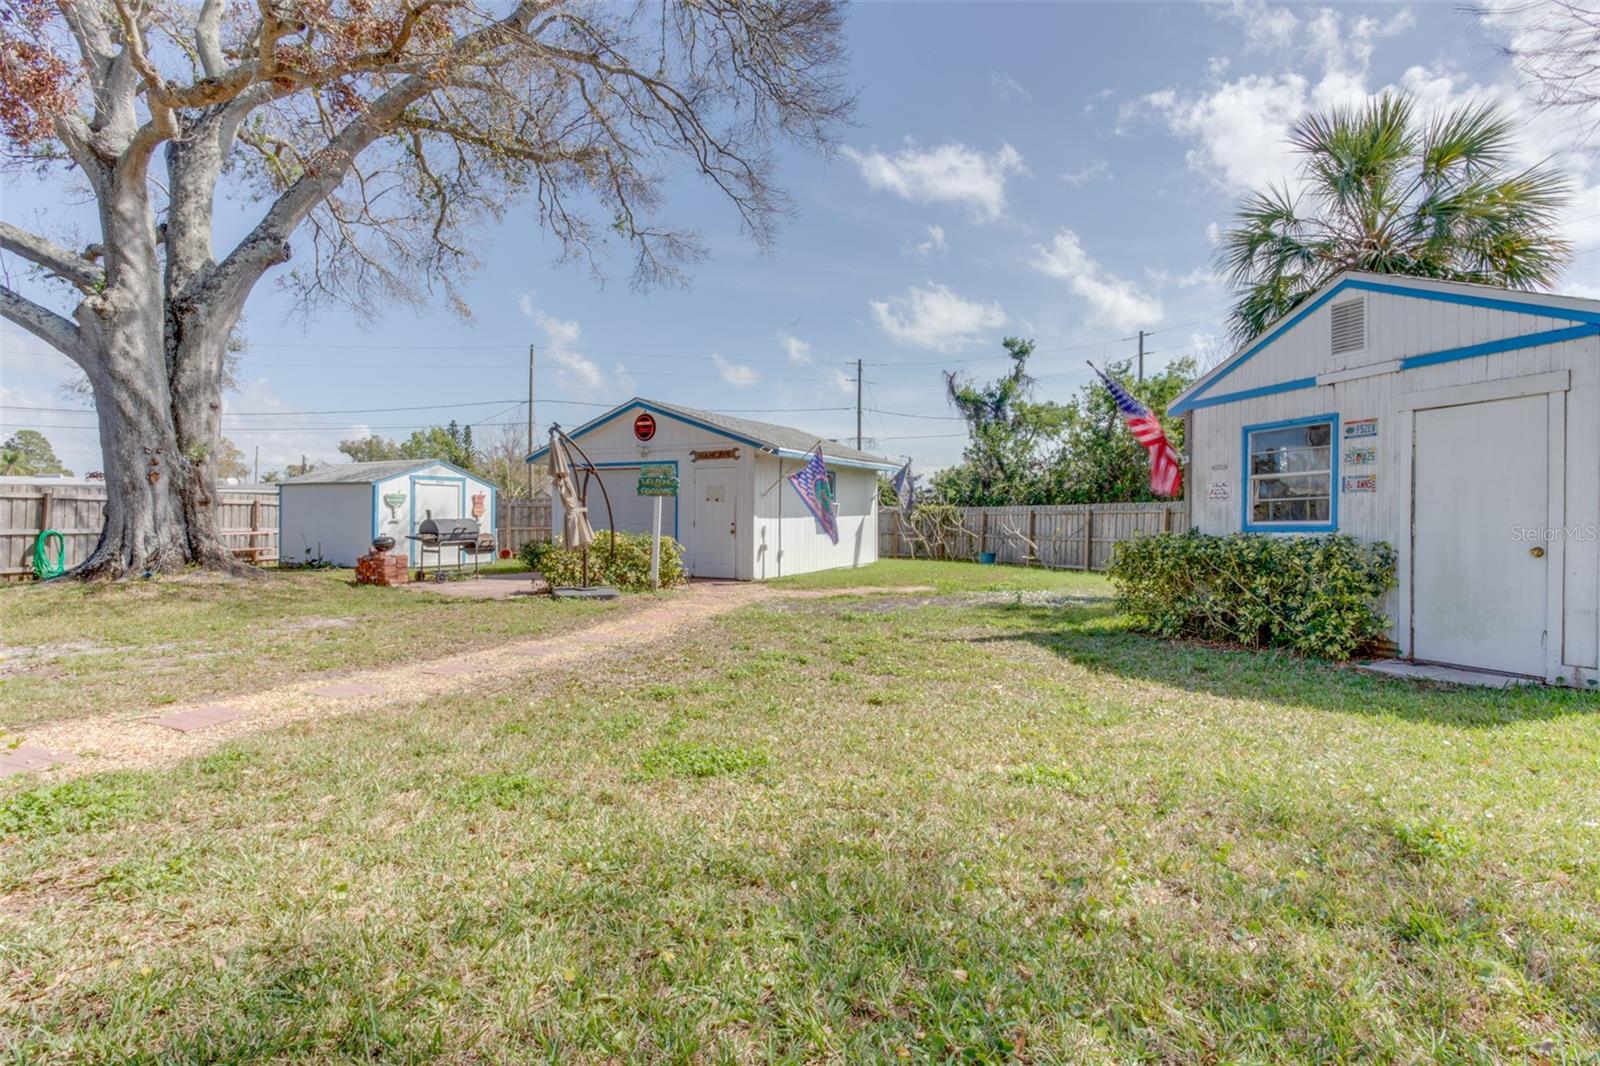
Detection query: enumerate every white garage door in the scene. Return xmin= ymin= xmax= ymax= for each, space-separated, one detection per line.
xmin=583 ymin=467 xmax=678 ymax=539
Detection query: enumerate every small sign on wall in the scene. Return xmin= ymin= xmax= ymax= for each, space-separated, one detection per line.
xmin=1344 ymin=418 xmax=1378 ymax=439
xmin=1207 ymin=481 xmax=1231 ymax=501
xmin=1344 ymin=446 xmax=1377 ymax=465
xmin=1342 ymin=473 xmax=1377 ymax=493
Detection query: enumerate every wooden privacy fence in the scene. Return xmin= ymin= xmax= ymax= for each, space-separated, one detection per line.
xmin=0 ymin=481 xmax=279 ymax=579
xmin=496 ymin=497 xmax=553 ymax=558
xmin=879 ymin=502 xmax=1185 ymax=571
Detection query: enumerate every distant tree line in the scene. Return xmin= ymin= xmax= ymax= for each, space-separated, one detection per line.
xmin=923 ymin=338 xmax=1194 ymax=507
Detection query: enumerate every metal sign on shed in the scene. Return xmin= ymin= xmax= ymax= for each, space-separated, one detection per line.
xmin=637 ymin=464 xmax=678 ymax=496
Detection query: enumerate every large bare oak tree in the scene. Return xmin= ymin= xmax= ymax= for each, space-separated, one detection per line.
xmin=0 ymin=0 xmax=850 ymax=576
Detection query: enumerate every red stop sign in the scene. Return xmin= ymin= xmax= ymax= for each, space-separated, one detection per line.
xmin=633 ymin=412 xmax=657 ymax=441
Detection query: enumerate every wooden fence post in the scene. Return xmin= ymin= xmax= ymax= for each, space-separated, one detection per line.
xmin=979 ymin=510 xmax=989 ymax=558
xmin=1026 ymin=509 xmax=1038 ymax=567
xmin=1081 ymin=507 xmax=1094 ymax=571
xmin=39 ymin=490 xmax=53 ymax=535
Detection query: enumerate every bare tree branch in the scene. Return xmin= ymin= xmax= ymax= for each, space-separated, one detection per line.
xmin=0 ymin=220 xmax=106 ymax=291
xmin=0 ymin=281 xmax=82 ymax=356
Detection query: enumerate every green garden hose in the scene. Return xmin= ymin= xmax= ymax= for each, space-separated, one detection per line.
xmin=32 ymin=529 xmax=65 ymax=580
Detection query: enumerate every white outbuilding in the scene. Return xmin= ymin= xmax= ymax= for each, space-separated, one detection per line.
xmin=1169 ymin=270 xmax=1600 ymax=687
xmin=278 ymin=459 xmax=497 ymax=567
xmin=526 ymin=398 xmax=899 ymax=580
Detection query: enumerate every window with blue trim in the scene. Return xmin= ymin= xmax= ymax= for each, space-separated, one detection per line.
xmin=1247 ymin=419 xmax=1334 ymax=525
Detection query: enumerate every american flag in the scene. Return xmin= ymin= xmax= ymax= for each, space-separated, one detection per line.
xmin=1092 ymin=365 xmax=1183 ymax=498
xmin=787 ymin=445 xmax=839 ymax=543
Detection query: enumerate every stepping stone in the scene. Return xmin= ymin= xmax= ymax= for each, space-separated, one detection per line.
xmin=152 ymin=704 xmax=249 ymax=732
xmin=419 ymin=663 xmax=480 ymax=677
xmin=0 ymin=745 xmax=77 ymax=778
xmin=309 ymin=683 xmax=384 ymax=698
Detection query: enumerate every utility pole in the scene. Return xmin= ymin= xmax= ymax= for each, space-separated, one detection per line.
xmin=855 ymin=358 xmax=863 ymax=450
xmin=253 ymin=445 xmax=259 ymax=483
xmin=537 ymin=344 xmax=544 ymax=502
xmin=1137 ymin=330 xmax=1146 ymax=382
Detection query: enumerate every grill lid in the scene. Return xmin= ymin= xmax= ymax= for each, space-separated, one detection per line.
xmin=416 ymin=517 xmax=479 ymax=541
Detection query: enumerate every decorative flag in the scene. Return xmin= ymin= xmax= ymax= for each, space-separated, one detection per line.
xmin=891 ymin=461 xmax=914 ymax=508
xmin=1091 ymin=364 xmax=1183 ymax=498
xmin=788 ymin=446 xmax=839 ymax=543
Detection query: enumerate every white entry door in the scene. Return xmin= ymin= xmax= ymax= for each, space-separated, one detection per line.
xmin=412 ymin=479 xmax=463 ymax=565
xmin=1412 ymin=394 xmax=1548 ymax=675
xmin=691 ymin=466 xmax=737 ymax=578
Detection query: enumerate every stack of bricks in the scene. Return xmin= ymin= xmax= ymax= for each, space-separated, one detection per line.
xmin=356 ymin=545 xmax=409 ymax=586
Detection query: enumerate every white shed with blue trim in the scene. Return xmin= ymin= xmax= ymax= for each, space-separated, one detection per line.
xmin=278 ymin=459 xmax=497 ymax=568
xmin=1170 ymin=270 xmax=1600 ymax=686
xmin=526 ymin=398 xmax=898 ymax=580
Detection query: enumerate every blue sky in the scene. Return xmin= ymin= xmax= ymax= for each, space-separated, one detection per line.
xmin=3 ymin=0 xmax=1597 ymax=477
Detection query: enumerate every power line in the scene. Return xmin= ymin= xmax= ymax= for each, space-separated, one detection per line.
xmin=1 ymin=400 xmax=854 ymax=418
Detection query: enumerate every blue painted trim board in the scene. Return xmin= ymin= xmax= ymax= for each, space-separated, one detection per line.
xmin=1171 ymin=324 xmax=1600 ymax=416
xmin=1170 ymin=277 xmax=1600 ymax=414
xmin=1239 ymin=413 xmax=1340 ymax=534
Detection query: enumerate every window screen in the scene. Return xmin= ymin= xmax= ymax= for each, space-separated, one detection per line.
xmin=1247 ymin=420 xmax=1333 ymax=525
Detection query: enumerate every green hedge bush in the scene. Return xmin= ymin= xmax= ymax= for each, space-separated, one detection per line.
xmin=1107 ymin=532 xmax=1396 ymax=660
xmin=518 ymin=530 xmax=686 ymax=591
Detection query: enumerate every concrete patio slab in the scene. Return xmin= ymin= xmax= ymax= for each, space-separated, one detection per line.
xmin=1357 ymin=659 xmax=1538 ymax=689
xmin=401 ymin=572 xmax=539 ymax=600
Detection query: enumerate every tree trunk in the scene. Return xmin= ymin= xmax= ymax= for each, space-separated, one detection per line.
xmin=72 ymin=339 xmax=191 ymax=578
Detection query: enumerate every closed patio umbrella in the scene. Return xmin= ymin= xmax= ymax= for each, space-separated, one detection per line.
xmin=548 ymin=432 xmax=594 ymax=552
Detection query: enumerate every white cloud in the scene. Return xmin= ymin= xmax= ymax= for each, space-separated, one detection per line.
xmin=1205 ymin=221 xmax=1223 ymax=246
xmin=518 ymin=292 xmax=634 ymax=401
xmin=830 ymin=369 xmax=856 ymax=396
xmin=991 ymin=72 xmax=1030 ymax=101
xmin=1060 ymin=160 xmax=1112 ymax=186
xmin=1133 ymin=5 xmax=1415 ymax=193
xmin=1146 ymin=265 xmax=1217 ymax=289
xmin=778 ymin=333 xmax=813 ymax=365
xmin=1030 ymin=231 xmax=1164 ymax=332
xmin=869 ymin=283 xmax=1007 ymax=351
xmin=904 ymin=224 xmax=948 ymax=258
xmin=711 ymin=352 xmax=759 ymax=388
xmin=1134 ymin=5 xmax=1599 ymax=295
xmin=1082 ymin=87 xmax=1115 ymax=116
xmin=841 ymin=141 xmax=1027 ymax=221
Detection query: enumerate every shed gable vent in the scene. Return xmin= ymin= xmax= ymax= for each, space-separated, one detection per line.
xmin=1329 ymin=298 xmax=1365 ymax=355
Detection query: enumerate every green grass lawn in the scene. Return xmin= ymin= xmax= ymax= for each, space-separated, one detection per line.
xmin=0 ymin=570 xmax=619 ymax=730
xmin=2 ymin=562 xmax=1598 ymax=1061
xmin=768 ymin=558 xmax=1111 ymax=596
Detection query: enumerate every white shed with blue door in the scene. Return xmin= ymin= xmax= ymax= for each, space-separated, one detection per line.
xmin=526 ymin=398 xmax=898 ymax=579
xmin=278 ymin=459 xmax=497 ymax=567
xmin=1170 ymin=270 xmax=1600 ymax=687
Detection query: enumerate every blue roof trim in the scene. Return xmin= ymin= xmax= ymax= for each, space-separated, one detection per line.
xmin=1398 ymin=323 xmax=1600 ymax=371
xmin=1171 ymin=277 xmax=1600 ymax=415
xmin=524 ymin=399 xmax=896 ymax=469
xmin=1175 ymin=376 xmax=1321 ymax=414
xmin=526 ymin=400 xmax=767 ymax=464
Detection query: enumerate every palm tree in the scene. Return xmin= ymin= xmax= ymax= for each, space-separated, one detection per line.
xmin=1218 ymin=94 xmax=1572 ymax=343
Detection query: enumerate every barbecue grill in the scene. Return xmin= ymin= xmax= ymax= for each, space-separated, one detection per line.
xmin=407 ymin=516 xmax=495 ymax=581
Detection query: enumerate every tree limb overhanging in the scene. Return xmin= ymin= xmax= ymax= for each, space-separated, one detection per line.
xmin=0 ymin=0 xmax=852 ymax=577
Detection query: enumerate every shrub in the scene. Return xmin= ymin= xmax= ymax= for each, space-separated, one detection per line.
xmin=1107 ymin=531 xmax=1396 ymax=660
xmin=523 ymin=530 xmax=686 ymax=591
